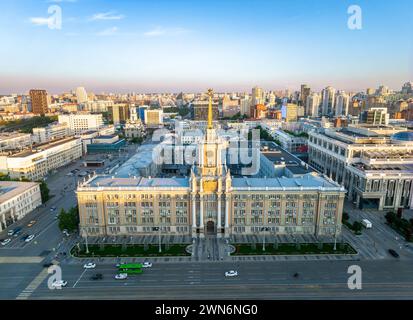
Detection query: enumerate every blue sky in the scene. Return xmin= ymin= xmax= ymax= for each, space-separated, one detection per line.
xmin=0 ymin=0 xmax=412 ymax=93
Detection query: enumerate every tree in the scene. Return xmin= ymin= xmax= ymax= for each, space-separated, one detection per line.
xmin=385 ymin=212 xmax=396 ymax=225
xmin=404 ymin=227 xmax=413 ymax=242
xmin=342 ymin=212 xmax=350 ymax=221
xmin=39 ymin=181 xmax=50 ymax=203
xmin=352 ymin=221 xmax=363 ymax=233
xmin=58 ymin=206 xmax=79 ymax=232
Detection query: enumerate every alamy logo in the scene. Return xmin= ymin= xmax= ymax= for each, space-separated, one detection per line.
xmin=48 ymin=5 xmax=62 ymax=30
xmin=347 ymin=265 xmax=362 ymax=290
xmin=47 ymin=265 xmax=62 ymax=290
xmin=347 ymin=5 xmax=362 ymax=30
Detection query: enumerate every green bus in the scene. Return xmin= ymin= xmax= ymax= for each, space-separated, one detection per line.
xmin=118 ymin=263 xmax=143 ymax=274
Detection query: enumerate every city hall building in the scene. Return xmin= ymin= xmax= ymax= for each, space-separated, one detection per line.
xmin=77 ymin=90 xmax=345 ymax=238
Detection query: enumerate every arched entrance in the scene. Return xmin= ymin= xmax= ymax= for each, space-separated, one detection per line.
xmin=206 ymin=220 xmax=215 ymax=235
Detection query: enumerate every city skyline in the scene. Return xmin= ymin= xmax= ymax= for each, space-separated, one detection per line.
xmin=1 ymin=0 xmax=412 ymax=93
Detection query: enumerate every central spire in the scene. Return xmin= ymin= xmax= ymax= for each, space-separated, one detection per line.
xmin=207 ymin=88 xmax=213 ymax=129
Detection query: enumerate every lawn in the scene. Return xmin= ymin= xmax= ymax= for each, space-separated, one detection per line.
xmin=71 ymin=243 xmax=191 ymax=257
xmin=232 ymin=243 xmax=357 ymax=255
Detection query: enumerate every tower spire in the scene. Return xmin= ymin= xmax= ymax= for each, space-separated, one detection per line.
xmin=207 ymin=88 xmax=213 ymax=129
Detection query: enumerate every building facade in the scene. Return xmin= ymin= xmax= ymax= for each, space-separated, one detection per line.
xmin=0 ymin=137 xmax=83 ymax=181
xmin=29 ymin=89 xmax=49 ymax=115
xmin=308 ymin=125 xmax=413 ymax=210
xmin=0 ymin=181 xmax=42 ymax=231
xmin=58 ymin=113 xmax=104 ymax=135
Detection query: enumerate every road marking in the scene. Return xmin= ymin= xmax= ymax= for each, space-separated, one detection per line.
xmin=0 ymin=257 xmax=43 ymax=264
xmin=16 ymin=268 xmax=49 ymax=300
xmin=73 ymin=269 xmax=87 ymax=288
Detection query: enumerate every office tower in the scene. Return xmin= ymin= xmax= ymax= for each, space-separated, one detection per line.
xmin=335 ymin=91 xmax=350 ymax=116
xmin=240 ymin=95 xmax=251 ymax=116
xmin=306 ymin=93 xmax=321 ymax=117
xmin=29 ymin=89 xmax=48 ymax=115
xmin=360 ymin=107 xmax=389 ymax=125
xmin=108 ymin=104 xmax=130 ymax=125
xmin=366 ymin=88 xmax=375 ymax=95
xmin=281 ymin=103 xmax=298 ymax=122
xmin=251 ymin=86 xmax=263 ymax=106
xmin=58 ymin=113 xmax=104 ymax=135
xmin=144 ymin=109 xmax=163 ymax=128
xmin=300 ymin=84 xmax=311 ymax=108
xmin=402 ymin=82 xmax=413 ymax=94
xmin=192 ymin=101 xmax=219 ymax=121
xmin=75 ymin=87 xmax=88 ymax=104
xmin=376 ymin=85 xmax=390 ymax=96
xmin=321 ymin=86 xmax=336 ymax=116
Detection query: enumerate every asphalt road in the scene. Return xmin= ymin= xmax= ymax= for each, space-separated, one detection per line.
xmin=20 ymin=259 xmax=413 ymax=300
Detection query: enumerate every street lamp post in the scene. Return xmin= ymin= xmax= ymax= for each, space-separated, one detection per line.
xmin=158 ymin=227 xmax=162 ymax=253
xmin=262 ymin=227 xmax=269 ymax=251
xmin=153 ymin=226 xmax=161 ymax=253
xmin=333 ymin=225 xmax=338 ymax=251
xmin=83 ymin=229 xmax=89 ymax=254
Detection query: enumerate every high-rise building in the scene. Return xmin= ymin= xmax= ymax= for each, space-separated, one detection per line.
xmin=360 ymin=107 xmax=389 ymax=125
xmin=144 ymin=109 xmax=163 ymax=128
xmin=29 ymin=89 xmax=48 ymax=115
xmin=75 ymin=87 xmax=88 ymax=104
xmin=335 ymin=91 xmax=350 ymax=116
xmin=402 ymin=82 xmax=413 ymax=94
xmin=300 ymin=84 xmax=311 ymax=109
xmin=240 ymin=95 xmax=251 ymax=116
xmin=251 ymin=86 xmax=263 ymax=106
xmin=306 ymin=93 xmax=321 ymax=117
xmin=321 ymin=86 xmax=336 ymax=116
xmin=281 ymin=103 xmax=298 ymax=122
xmin=108 ymin=104 xmax=130 ymax=125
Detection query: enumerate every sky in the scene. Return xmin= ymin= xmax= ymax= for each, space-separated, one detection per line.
xmin=0 ymin=0 xmax=412 ymax=94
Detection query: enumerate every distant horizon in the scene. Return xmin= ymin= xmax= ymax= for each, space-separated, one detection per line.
xmin=0 ymin=80 xmax=410 ymax=96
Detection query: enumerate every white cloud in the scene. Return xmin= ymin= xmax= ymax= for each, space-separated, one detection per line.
xmin=91 ymin=12 xmax=124 ymax=21
xmin=96 ymin=26 xmax=119 ymax=36
xmin=30 ymin=17 xmax=53 ymax=26
xmin=143 ymin=26 xmax=190 ymax=37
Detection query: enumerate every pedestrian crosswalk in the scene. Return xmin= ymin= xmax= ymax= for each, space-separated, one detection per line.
xmin=16 ymin=268 xmax=49 ymax=300
xmin=0 ymin=256 xmax=43 ymax=264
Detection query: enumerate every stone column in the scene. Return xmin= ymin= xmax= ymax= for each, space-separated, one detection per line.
xmin=199 ymin=195 xmax=204 ymax=228
xmin=217 ymin=194 xmax=222 ymax=229
xmin=225 ymin=196 xmax=229 ymax=228
xmin=192 ymin=195 xmax=197 ymax=228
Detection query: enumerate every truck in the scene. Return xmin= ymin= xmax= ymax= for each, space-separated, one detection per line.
xmin=362 ymin=219 xmax=372 ymax=229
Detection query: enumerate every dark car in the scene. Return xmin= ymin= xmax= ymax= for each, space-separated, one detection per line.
xmin=388 ymin=249 xmax=399 ymax=258
xmin=13 ymin=227 xmax=22 ymax=236
xmin=90 ymin=273 xmax=103 ymax=280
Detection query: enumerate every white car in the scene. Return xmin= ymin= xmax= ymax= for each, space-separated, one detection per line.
xmin=225 ymin=270 xmax=238 ymax=277
xmin=51 ymin=280 xmax=67 ymax=287
xmin=25 ymin=235 xmax=35 ymax=242
xmin=1 ymin=238 xmax=11 ymax=246
xmin=7 ymin=230 xmax=14 ymax=236
xmin=83 ymin=263 xmax=96 ymax=269
xmin=142 ymin=262 xmax=152 ymax=268
xmin=115 ymin=273 xmax=128 ymax=280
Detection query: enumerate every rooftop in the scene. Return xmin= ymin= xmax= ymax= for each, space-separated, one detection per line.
xmin=232 ymin=173 xmax=341 ymax=190
xmin=0 ymin=181 xmax=39 ymax=203
xmin=9 ymin=137 xmax=79 ymax=158
xmin=83 ymin=176 xmax=189 ymax=189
